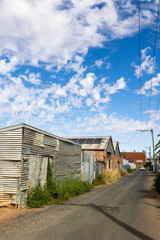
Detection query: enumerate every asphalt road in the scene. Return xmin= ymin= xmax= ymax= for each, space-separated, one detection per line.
xmin=1 ymin=171 xmax=160 ymax=240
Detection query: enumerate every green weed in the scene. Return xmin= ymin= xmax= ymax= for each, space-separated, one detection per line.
xmin=154 ymin=173 xmax=160 ymax=194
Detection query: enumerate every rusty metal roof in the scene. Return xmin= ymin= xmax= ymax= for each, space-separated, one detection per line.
xmin=0 ymin=123 xmax=81 ymax=146
xmin=67 ymin=136 xmax=111 ymax=150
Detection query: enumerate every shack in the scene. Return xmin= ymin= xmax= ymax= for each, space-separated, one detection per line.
xmin=67 ymin=136 xmax=115 ymax=173
xmin=0 ymin=123 xmax=81 ymax=207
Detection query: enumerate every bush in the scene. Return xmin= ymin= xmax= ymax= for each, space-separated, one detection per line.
xmin=127 ymin=167 xmax=136 ymax=173
xmin=27 ymin=186 xmax=53 ymax=208
xmin=57 ymin=178 xmax=92 ymax=201
xmin=92 ymin=175 xmax=106 ymax=186
xmin=27 ymin=178 xmax=92 ymax=208
xmin=154 ymin=173 xmax=160 ymax=194
xmin=46 ymin=158 xmax=60 ymax=198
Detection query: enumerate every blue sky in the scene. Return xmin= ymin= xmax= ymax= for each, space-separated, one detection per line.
xmin=0 ymin=0 xmax=160 ymax=155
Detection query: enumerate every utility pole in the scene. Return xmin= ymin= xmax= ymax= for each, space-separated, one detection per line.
xmin=137 ymin=129 xmax=156 ymax=172
xmin=149 ymin=146 xmax=151 ymax=160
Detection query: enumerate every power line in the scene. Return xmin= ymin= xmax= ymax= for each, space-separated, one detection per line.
xmin=152 ymin=97 xmax=160 ymax=128
xmin=138 ymin=0 xmax=142 ymax=130
xmin=120 ymin=130 xmax=137 ymax=144
xmin=147 ymin=0 xmax=160 ymax=126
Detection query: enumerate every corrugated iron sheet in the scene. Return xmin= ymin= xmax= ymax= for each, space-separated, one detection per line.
xmin=0 ymin=161 xmax=21 ymax=203
xmin=0 ymin=128 xmax=22 ymax=160
xmin=0 ymin=128 xmax=22 ymax=204
xmin=44 ymin=135 xmax=57 ymax=146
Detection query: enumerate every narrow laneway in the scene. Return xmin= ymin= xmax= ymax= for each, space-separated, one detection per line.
xmin=1 ymin=171 xmax=160 ymax=240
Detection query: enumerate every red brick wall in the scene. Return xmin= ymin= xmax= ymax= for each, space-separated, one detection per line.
xmin=122 ymin=152 xmax=146 ymax=167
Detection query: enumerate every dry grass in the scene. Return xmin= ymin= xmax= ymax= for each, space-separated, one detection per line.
xmin=100 ymin=171 xmax=121 ymax=184
xmin=99 ymin=169 xmax=128 ymax=184
xmin=120 ymin=168 xmax=128 ymax=176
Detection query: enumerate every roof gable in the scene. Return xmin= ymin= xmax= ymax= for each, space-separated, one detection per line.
xmin=113 ymin=141 xmax=121 ymax=156
xmin=106 ymin=137 xmax=114 ymax=153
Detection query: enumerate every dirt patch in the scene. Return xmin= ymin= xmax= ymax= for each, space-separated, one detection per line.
xmin=0 ymin=205 xmax=48 ymax=225
xmin=0 ymin=205 xmax=25 ymax=225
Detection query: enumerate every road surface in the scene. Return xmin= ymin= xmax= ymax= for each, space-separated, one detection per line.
xmin=1 ymin=171 xmax=160 ymax=240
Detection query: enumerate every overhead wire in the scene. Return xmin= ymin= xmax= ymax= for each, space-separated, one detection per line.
xmin=120 ymin=130 xmax=137 ymax=144
xmin=147 ymin=0 xmax=160 ymax=127
xmin=138 ymin=0 xmax=143 ymax=130
xmin=152 ymin=97 xmax=160 ymax=128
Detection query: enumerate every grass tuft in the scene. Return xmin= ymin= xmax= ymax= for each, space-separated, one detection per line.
xmin=120 ymin=168 xmax=128 ymax=176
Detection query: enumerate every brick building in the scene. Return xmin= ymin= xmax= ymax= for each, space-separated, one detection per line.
xmin=121 ymin=152 xmax=146 ymax=167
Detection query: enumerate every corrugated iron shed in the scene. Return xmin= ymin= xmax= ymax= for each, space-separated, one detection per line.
xmin=0 ymin=123 xmax=82 ymax=208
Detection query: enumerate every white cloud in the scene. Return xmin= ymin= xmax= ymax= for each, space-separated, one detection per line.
xmin=0 ymin=0 xmax=155 ymax=71
xmin=79 ymin=73 xmax=96 ymax=96
xmin=0 ymin=72 xmax=127 ymax=125
xmin=137 ymin=73 xmax=160 ymax=95
xmin=95 ymin=59 xmax=103 ymax=68
xmin=68 ymin=112 xmax=150 ymax=135
xmin=0 ymin=57 xmax=19 ymax=75
xmin=104 ymin=77 xmax=127 ymax=94
xmin=132 ymin=47 xmax=154 ymax=78
xmin=20 ymin=73 xmax=42 ymax=85
xmin=106 ymin=62 xmax=111 ymax=70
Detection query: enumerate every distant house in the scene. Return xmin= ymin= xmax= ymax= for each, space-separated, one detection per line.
xmin=0 ymin=123 xmax=82 ymax=208
xmin=121 ymin=158 xmax=130 ymax=171
xmin=67 ymin=136 xmax=122 ymax=172
xmin=121 ymin=152 xmax=146 ymax=167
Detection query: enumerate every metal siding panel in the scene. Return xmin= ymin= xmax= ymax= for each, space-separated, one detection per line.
xmin=0 ymin=128 xmax=22 ymax=161
xmin=55 ymin=140 xmax=81 ymax=180
xmin=44 ymin=135 xmax=57 ymax=146
xmin=0 ymin=160 xmax=21 ymax=203
xmin=24 ymin=128 xmax=44 ymax=147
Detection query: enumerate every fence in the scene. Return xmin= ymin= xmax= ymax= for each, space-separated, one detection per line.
xmin=82 ymin=151 xmax=105 ymax=183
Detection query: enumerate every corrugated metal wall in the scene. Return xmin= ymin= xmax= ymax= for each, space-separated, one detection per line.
xmin=56 ymin=141 xmax=81 ymax=180
xmin=82 ymin=151 xmax=96 ymax=183
xmin=22 ymin=127 xmax=57 ymax=198
xmin=0 ymin=128 xmax=22 ymax=205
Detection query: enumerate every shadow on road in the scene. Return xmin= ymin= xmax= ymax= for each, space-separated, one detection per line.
xmin=143 ymin=202 xmax=160 ymax=209
xmin=140 ymin=189 xmax=157 ymax=200
xmin=60 ymin=202 xmax=154 ymax=240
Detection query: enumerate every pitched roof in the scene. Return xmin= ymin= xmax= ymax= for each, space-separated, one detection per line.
xmin=0 ymin=123 xmax=80 ymax=146
xmin=67 ymin=136 xmax=113 ymax=151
